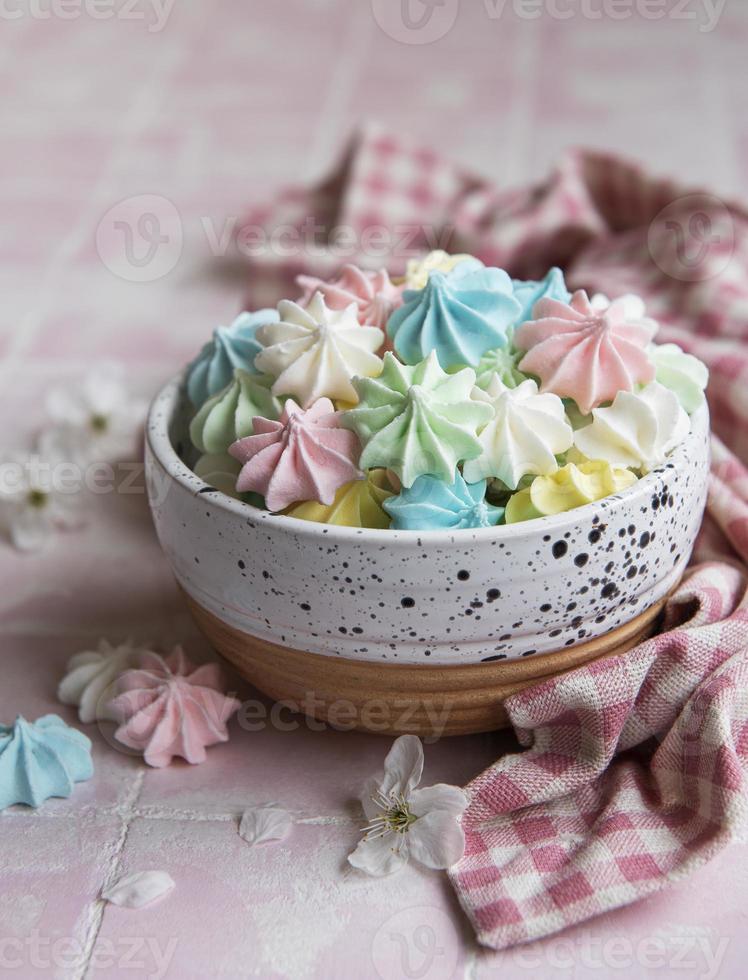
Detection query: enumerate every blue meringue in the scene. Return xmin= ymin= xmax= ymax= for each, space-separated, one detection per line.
xmin=383 ymin=472 xmax=504 ymax=531
xmin=386 ymin=262 xmax=521 ymax=369
xmin=0 ymin=715 xmax=93 ymax=811
xmin=512 ymin=267 xmax=571 ymax=323
xmin=187 ymin=309 xmax=276 ymax=407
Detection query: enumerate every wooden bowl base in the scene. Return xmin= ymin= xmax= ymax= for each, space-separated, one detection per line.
xmin=183 ymin=590 xmax=668 ymax=737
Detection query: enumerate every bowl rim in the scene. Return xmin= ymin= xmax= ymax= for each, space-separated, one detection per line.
xmin=146 ymin=373 xmax=709 ymax=548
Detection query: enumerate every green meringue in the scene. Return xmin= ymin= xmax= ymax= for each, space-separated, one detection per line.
xmin=342 ymin=351 xmax=492 ymax=488
xmin=649 ymin=343 xmax=708 ymax=413
xmin=193 ymin=452 xmax=264 ymax=508
xmin=190 ymin=370 xmax=283 ymax=454
xmin=473 ymin=344 xmax=526 ymax=390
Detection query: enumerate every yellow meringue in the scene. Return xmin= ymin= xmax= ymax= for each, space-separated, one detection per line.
xmin=285 ymin=470 xmax=393 ymax=529
xmin=404 ymin=250 xmax=476 ymax=290
xmin=504 ymin=460 xmax=638 ymax=524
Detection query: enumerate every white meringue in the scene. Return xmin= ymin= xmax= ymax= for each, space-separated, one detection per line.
xmin=463 ymin=376 xmax=573 ymax=489
xmin=58 ymin=639 xmax=147 ymax=724
xmin=254 ymin=292 xmax=384 ymax=408
xmin=590 ymin=292 xmax=659 ymax=336
xmin=574 ymin=381 xmax=690 ymax=473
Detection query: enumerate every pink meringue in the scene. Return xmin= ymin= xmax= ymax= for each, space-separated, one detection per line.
xmin=229 ymin=398 xmax=362 ymax=511
xmin=109 ymin=648 xmax=240 ymax=768
xmin=296 ymin=264 xmax=403 ymax=331
xmin=515 ymin=290 xmax=657 ymax=414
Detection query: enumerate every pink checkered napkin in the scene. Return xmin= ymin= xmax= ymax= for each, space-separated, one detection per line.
xmin=450 ymin=556 xmax=748 ymax=949
xmin=239 ymin=128 xmax=748 ymax=947
xmin=238 ymin=124 xmax=748 ymax=459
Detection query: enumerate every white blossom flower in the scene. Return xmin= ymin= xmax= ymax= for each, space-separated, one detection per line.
xmin=0 ymin=432 xmax=85 ymax=552
xmin=45 ymin=363 xmax=144 ymax=461
xmin=348 ymin=735 xmax=468 ymax=877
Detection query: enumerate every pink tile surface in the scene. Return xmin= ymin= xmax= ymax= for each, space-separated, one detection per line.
xmin=1 ymin=3 xmax=748 ymax=977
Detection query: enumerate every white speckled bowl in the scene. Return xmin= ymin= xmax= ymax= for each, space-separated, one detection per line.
xmin=145 ymin=375 xmax=709 ymax=734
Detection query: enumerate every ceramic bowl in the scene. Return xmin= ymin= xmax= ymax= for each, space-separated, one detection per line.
xmin=145 ymin=376 xmax=710 ymax=735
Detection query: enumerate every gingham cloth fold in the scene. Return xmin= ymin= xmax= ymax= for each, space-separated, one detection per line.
xmin=240 ymin=125 xmax=748 ymax=458
xmin=239 ymin=128 xmax=748 ymax=947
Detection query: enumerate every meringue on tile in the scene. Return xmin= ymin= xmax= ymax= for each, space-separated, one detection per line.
xmin=110 ymin=648 xmax=240 ymax=768
xmin=0 ymin=715 xmax=93 ymax=810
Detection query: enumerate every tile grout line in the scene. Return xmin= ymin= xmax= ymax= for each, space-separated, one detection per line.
xmin=66 ymin=768 xmax=146 ymax=980
xmin=4 ymin=800 xmax=357 ymax=827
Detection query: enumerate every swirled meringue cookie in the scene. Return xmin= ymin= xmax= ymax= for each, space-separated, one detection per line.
xmin=187 ymin=310 xmax=275 ymax=407
xmin=384 ymin=472 xmax=503 ymax=531
xmin=229 ymin=398 xmax=362 ymax=511
xmin=463 ymin=377 xmax=573 ymax=489
xmin=574 ymin=382 xmax=690 ymax=473
xmin=505 ymin=460 xmax=638 ymax=523
xmin=342 ymin=351 xmax=492 ymax=488
xmin=190 ymin=371 xmax=282 ymax=454
xmin=387 ymin=262 xmax=521 ymax=369
xmin=649 ymin=342 xmax=708 ymax=413
xmin=194 ymin=452 xmax=245 ymax=500
xmin=404 ymin=250 xmax=476 ymax=290
xmin=512 ymin=267 xmax=570 ymax=322
xmin=285 ymin=470 xmax=393 ymax=528
xmin=515 ymin=290 xmax=657 ymax=413
xmin=296 ymin=264 xmax=403 ymax=331
xmin=0 ymin=715 xmax=93 ymax=810
xmin=254 ymin=293 xmax=384 ymax=407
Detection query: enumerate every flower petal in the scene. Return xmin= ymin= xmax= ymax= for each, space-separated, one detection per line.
xmin=407 ymin=811 xmax=466 ymax=870
xmin=348 ymin=833 xmax=409 ymax=877
xmin=409 ymin=784 xmax=468 ymax=818
xmin=380 ymin=734 xmax=423 ymax=798
xmin=101 ymin=871 xmax=175 ymax=909
xmin=238 ymin=806 xmax=293 ymax=846
xmin=360 ymin=775 xmax=383 ymax=820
